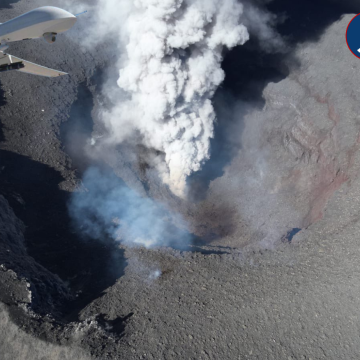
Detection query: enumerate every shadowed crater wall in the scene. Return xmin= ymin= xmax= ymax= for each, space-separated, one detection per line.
xmin=0 ymin=150 xmax=127 ymax=322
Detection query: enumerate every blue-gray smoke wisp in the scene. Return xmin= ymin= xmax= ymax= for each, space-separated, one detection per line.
xmin=69 ymin=167 xmax=191 ymax=248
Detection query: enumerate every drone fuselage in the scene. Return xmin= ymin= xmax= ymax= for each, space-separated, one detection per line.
xmin=0 ymin=6 xmax=76 ymax=44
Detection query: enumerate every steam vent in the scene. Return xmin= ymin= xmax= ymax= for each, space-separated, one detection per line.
xmin=2 ymin=0 xmax=360 ymax=359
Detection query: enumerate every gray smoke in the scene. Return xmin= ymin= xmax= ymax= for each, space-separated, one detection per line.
xmin=62 ymin=0 xmax=283 ymax=197
xmin=69 ymin=167 xmax=191 ymax=248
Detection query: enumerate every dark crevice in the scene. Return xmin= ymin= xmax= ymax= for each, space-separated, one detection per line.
xmin=282 ymin=228 xmax=302 ymax=243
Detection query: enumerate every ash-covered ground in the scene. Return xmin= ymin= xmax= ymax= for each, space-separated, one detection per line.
xmin=2 ymin=0 xmax=360 ymax=359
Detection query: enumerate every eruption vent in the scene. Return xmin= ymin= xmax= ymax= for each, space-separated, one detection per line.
xmin=93 ymin=0 xmax=250 ymax=196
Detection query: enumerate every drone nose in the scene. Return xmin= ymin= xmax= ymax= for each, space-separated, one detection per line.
xmin=58 ymin=8 xmax=77 ymax=20
xmin=39 ymin=7 xmax=77 ymax=34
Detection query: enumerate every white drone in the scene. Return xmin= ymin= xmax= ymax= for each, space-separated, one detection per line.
xmin=0 ymin=6 xmax=85 ymax=77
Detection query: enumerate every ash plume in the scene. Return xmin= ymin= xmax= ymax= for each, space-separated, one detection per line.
xmin=97 ymin=0 xmax=249 ymax=197
xmin=69 ymin=167 xmax=191 ymax=248
xmin=62 ymin=0 xmax=283 ymax=197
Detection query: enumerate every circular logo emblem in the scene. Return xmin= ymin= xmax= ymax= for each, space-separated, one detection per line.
xmin=346 ymin=14 xmax=360 ymax=59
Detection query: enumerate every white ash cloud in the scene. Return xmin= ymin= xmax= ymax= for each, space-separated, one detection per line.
xmin=94 ymin=0 xmax=249 ymax=197
xmin=61 ymin=0 xmax=283 ymax=197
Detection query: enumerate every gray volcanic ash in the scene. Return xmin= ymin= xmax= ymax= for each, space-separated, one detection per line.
xmin=62 ymin=0 xmax=283 ymax=197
